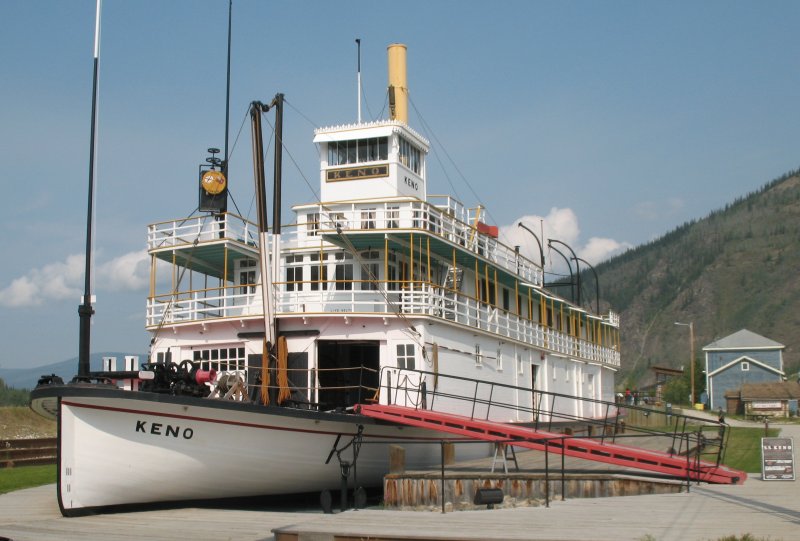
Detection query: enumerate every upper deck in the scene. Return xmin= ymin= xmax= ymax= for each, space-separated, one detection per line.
xmin=145 ymin=202 xmax=620 ymax=369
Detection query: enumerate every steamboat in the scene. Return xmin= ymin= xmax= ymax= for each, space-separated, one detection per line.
xmin=31 ymin=43 xmax=625 ymax=515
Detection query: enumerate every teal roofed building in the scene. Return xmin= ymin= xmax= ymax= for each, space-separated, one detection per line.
xmin=704 ymin=329 xmax=785 ymax=411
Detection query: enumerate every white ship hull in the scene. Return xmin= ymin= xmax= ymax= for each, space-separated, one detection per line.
xmin=37 ymin=387 xmax=479 ymax=514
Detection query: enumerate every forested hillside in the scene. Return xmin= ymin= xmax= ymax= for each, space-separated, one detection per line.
xmin=594 ymin=169 xmax=800 ymax=387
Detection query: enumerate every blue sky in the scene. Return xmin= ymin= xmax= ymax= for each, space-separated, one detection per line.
xmin=1 ymin=0 xmax=799 ymax=369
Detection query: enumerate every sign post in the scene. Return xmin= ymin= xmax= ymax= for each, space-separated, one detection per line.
xmin=761 ymin=437 xmax=795 ymax=481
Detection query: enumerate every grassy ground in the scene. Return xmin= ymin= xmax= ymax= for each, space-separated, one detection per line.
xmin=721 ymin=426 xmax=779 ymax=473
xmin=0 ymin=465 xmax=56 ymax=495
xmin=0 ymin=406 xmax=56 ymax=439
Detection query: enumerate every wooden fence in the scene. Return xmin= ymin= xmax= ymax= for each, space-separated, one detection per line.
xmin=1 ymin=438 xmax=57 ymax=468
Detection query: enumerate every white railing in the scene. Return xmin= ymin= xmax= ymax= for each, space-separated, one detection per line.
xmin=148 ymin=213 xmax=259 ymax=251
xmin=276 ymin=283 xmax=620 ymax=368
xmin=285 ymin=198 xmax=544 ymax=287
xmin=147 ymin=287 xmax=260 ymax=327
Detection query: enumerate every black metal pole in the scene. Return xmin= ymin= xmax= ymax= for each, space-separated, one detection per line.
xmin=561 ymin=436 xmax=565 ymax=501
xmin=440 ymin=441 xmax=446 ymax=514
xmin=250 ymin=102 xmax=268 ymax=232
xmin=78 ymin=0 xmax=102 ymax=378
xmin=271 ymin=93 xmax=284 ymax=236
xmin=544 ymin=440 xmax=550 ymax=507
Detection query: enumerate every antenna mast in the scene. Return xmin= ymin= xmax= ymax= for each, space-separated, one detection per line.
xmin=356 ymin=38 xmax=362 ymax=123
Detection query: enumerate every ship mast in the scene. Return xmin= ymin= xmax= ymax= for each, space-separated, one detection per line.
xmin=249 ymin=95 xmax=284 ymax=348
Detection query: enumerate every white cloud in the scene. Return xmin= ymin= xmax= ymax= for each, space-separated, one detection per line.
xmin=0 ymin=250 xmax=149 ymax=308
xmin=96 ymin=250 xmax=150 ymax=291
xmin=498 ymin=207 xmax=630 ymax=274
xmin=579 ymin=237 xmax=632 ymax=266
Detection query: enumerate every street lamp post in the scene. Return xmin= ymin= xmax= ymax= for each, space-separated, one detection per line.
xmin=517 ymin=222 xmax=545 ymax=268
xmin=549 ymin=239 xmax=581 ymax=306
xmin=674 ymin=321 xmax=695 ymax=406
xmin=575 ymin=256 xmax=600 ymax=314
xmin=546 ymin=242 xmax=575 ymax=302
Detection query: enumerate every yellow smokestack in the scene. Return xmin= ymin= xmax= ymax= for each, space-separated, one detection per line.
xmin=387 ymin=43 xmax=408 ymax=124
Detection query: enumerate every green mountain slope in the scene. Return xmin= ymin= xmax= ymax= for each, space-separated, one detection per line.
xmin=594 ymin=169 xmax=800 ymax=388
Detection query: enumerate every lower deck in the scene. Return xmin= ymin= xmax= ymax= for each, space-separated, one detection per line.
xmin=149 ymin=312 xmax=617 ymax=421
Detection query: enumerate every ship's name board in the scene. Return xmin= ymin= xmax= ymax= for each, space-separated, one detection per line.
xmin=327 ymin=164 xmax=389 ymax=182
xmin=136 ymin=420 xmax=194 ymax=440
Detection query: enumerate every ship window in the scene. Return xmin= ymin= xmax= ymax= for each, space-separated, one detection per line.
xmin=387 ymin=252 xmax=399 ymax=291
xmin=360 ymin=251 xmax=380 ymax=291
xmin=386 ymin=205 xmax=400 ymax=228
xmin=306 ymin=213 xmax=320 ymax=236
xmin=193 ymin=346 xmax=246 ymax=372
xmin=334 ymin=252 xmax=353 ymax=290
xmin=310 ymin=253 xmax=328 ymax=291
xmin=286 ymin=255 xmax=304 ymax=291
xmin=328 ymin=137 xmax=389 ymax=166
xmin=239 ymin=267 xmax=256 ymax=295
xmin=741 ymin=361 xmax=750 ymax=371
xmin=327 ymin=212 xmax=346 ymax=230
xmin=475 ymin=344 xmax=482 ymax=366
xmin=397 ymin=344 xmax=415 ymax=370
xmin=361 ymin=208 xmax=376 ymax=229
xmin=399 ymin=136 xmax=421 ymax=174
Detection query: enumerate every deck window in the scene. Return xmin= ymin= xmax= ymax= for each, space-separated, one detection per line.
xmin=397 ymin=344 xmax=415 ymax=370
xmin=360 ymin=251 xmax=380 ymax=291
xmin=310 ymin=253 xmax=328 ymax=291
xmin=306 ymin=213 xmax=320 ymax=236
xmin=285 ymin=255 xmax=304 ymax=291
xmin=334 ymin=252 xmax=353 ymax=290
xmin=238 ymin=259 xmax=257 ymax=295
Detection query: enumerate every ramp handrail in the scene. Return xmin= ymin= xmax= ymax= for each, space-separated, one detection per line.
xmin=375 ymin=366 xmax=730 ymax=468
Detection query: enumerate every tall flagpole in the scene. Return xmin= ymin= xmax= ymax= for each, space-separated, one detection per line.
xmin=79 ymin=0 xmax=102 ymax=377
xmin=223 ymin=0 xmax=232 ymax=175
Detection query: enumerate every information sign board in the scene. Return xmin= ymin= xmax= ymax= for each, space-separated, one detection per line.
xmin=761 ymin=437 xmax=795 ymax=481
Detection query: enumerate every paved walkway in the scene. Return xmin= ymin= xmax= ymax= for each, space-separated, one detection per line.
xmin=0 ymin=423 xmax=797 ymax=541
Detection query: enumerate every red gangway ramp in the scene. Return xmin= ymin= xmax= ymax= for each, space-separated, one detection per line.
xmin=357 ymin=404 xmax=746 ymax=485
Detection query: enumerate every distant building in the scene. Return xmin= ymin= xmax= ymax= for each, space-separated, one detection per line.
xmin=725 ymin=381 xmax=800 ymax=418
xmin=639 ymin=365 xmax=684 ymax=404
xmin=703 ymin=329 xmax=785 ymax=411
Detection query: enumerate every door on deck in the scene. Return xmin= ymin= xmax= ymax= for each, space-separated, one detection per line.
xmin=316 ymin=340 xmax=379 ymax=410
